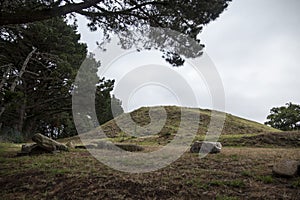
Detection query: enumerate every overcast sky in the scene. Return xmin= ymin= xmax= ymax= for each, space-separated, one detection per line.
xmin=76 ymin=0 xmax=300 ymax=123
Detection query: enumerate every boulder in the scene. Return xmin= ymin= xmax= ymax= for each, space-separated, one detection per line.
xmin=75 ymin=142 xmax=144 ymax=152
xmin=75 ymin=145 xmax=87 ymax=149
xmin=21 ymin=144 xmax=38 ymax=154
xmin=66 ymin=141 xmax=75 ymax=149
xmin=32 ymin=133 xmax=68 ymax=152
xmin=18 ymin=143 xmax=54 ymax=156
xmin=190 ymin=141 xmax=222 ymax=154
xmin=272 ymin=160 xmax=300 ymax=177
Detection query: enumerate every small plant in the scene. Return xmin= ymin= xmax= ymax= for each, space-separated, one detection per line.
xmin=49 ymin=168 xmax=70 ymax=175
xmin=0 ymin=129 xmax=25 ymax=143
xmin=216 ymin=195 xmax=239 ymax=200
xmin=115 ymin=132 xmax=129 ymax=142
xmin=208 ymin=180 xmax=245 ymax=188
xmin=230 ymin=154 xmax=239 ymax=161
xmin=241 ymin=170 xmax=252 ymax=177
xmin=292 ymin=178 xmax=300 ymax=188
xmin=209 ymin=180 xmax=224 ymax=186
xmin=186 ymin=179 xmax=208 ymax=189
xmin=256 ymin=175 xmax=274 ymax=184
xmin=160 ymin=132 xmax=171 ymax=137
xmin=226 ymin=180 xmax=245 ymax=188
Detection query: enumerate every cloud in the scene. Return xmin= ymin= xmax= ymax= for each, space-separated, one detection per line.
xmin=200 ymin=0 xmax=300 ymax=122
xmin=76 ymin=0 xmax=300 ymax=123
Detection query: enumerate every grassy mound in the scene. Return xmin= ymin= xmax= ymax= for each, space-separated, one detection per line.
xmin=65 ymin=106 xmax=279 ymax=146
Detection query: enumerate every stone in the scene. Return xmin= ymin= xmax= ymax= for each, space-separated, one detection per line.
xmin=32 ymin=133 xmax=68 ymax=152
xmin=66 ymin=141 xmax=75 ymax=149
xmin=75 ymin=144 xmax=97 ymax=149
xmin=115 ymin=144 xmax=144 ymax=152
xmin=21 ymin=144 xmax=38 ymax=153
xmin=18 ymin=143 xmax=52 ymax=156
xmin=190 ymin=141 xmax=222 ymax=154
xmin=74 ymin=142 xmax=144 ymax=152
xmin=272 ymin=160 xmax=300 ymax=177
xmin=95 ymin=140 xmax=110 ymax=149
xmin=75 ymin=145 xmax=87 ymax=149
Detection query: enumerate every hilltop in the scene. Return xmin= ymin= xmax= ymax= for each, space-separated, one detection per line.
xmin=66 ymin=106 xmax=280 ymax=146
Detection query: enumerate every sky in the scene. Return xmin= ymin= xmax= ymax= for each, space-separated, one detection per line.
xmin=76 ymin=0 xmax=300 ymax=123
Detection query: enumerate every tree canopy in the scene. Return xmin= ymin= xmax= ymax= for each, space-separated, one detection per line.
xmin=0 ymin=0 xmax=231 ymax=66
xmin=265 ymin=102 xmax=300 ymax=131
xmin=0 ymin=18 xmax=123 ymax=140
xmin=1 ymin=0 xmax=231 ymax=36
xmin=0 ymin=0 xmax=231 ymax=140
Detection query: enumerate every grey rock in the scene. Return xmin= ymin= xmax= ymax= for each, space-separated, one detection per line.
xmin=21 ymin=144 xmax=38 ymax=153
xmin=272 ymin=160 xmax=300 ymax=177
xmin=75 ymin=144 xmax=97 ymax=149
xmin=190 ymin=141 xmax=222 ymax=154
xmin=32 ymin=133 xmax=68 ymax=152
xmin=66 ymin=141 xmax=75 ymax=149
xmin=18 ymin=134 xmax=69 ymax=156
xmin=18 ymin=143 xmax=51 ymax=156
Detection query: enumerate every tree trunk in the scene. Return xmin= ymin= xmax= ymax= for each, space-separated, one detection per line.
xmin=0 ymin=48 xmax=37 ymax=121
xmin=17 ymin=98 xmax=27 ymax=133
xmin=0 ymin=64 xmax=12 ymax=90
xmin=10 ymin=47 xmax=37 ymax=92
xmin=0 ymin=65 xmax=13 ymax=129
xmin=23 ymin=117 xmax=37 ymax=140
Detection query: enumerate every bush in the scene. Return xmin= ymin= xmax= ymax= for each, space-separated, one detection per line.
xmin=0 ymin=128 xmax=25 ymax=143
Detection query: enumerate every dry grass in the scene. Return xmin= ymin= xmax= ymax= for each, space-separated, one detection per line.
xmin=0 ymin=143 xmax=299 ymax=199
xmin=1 ymin=106 xmax=297 ymax=199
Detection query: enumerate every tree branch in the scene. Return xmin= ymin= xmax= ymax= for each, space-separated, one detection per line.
xmin=0 ymin=64 xmax=13 ymax=90
xmin=0 ymin=0 xmax=104 ymax=25
xmin=0 ymin=0 xmax=168 ymax=26
xmin=10 ymin=47 xmax=37 ymax=92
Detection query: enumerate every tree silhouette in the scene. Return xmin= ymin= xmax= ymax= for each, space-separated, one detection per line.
xmin=265 ymin=102 xmax=300 ymax=131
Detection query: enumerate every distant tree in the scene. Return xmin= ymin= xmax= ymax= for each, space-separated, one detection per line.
xmin=265 ymin=102 xmax=300 ymax=131
xmin=0 ymin=0 xmax=231 ymax=66
xmin=72 ymin=53 xmax=124 ymax=136
xmin=96 ymin=81 xmax=124 ymax=125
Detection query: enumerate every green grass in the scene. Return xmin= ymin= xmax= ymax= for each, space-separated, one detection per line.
xmin=241 ymin=170 xmax=253 ymax=177
xmin=0 ymin=142 xmax=21 ymax=156
xmin=186 ymin=178 xmax=245 ymax=190
xmin=256 ymin=175 xmax=274 ymax=184
xmin=223 ymin=114 xmax=279 ymax=134
xmin=186 ymin=179 xmax=209 ymax=189
xmin=229 ymin=154 xmax=239 ymax=161
xmin=208 ymin=180 xmax=245 ymax=188
xmin=0 ymin=106 xmax=296 ymax=199
xmin=292 ymin=178 xmax=300 ymax=188
xmin=194 ymin=134 xmax=258 ymax=142
xmin=216 ymin=195 xmax=239 ymax=200
xmin=0 ymin=142 xmax=299 ymax=199
xmin=49 ymin=168 xmax=71 ymax=175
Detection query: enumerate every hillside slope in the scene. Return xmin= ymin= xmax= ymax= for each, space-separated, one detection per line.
xmin=68 ymin=106 xmax=279 ymax=145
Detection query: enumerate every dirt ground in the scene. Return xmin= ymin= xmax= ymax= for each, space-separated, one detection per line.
xmin=1 ymin=144 xmax=300 ymax=200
